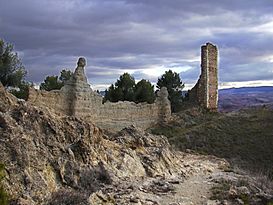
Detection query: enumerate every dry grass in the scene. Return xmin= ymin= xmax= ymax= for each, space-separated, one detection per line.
xmin=0 ymin=163 xmax=9 ymax=205
xmin=151 ymin=107 xmax=273 ymax=179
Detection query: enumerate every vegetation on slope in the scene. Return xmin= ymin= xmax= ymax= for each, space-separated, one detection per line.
xmin=151 ymin=106 xmax=273 ymax=178
xmin=0 ymin=163 xmax=9 ymax=205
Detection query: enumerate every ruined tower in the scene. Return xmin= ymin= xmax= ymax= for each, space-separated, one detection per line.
xmin=189 ymin=42 xmax=218 ymax=110
xmin=201 ymin=42 xmax=218 ymax=109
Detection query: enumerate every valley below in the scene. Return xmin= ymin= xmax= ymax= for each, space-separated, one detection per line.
xmin=218 ymin=86 xmax=273 ymax=112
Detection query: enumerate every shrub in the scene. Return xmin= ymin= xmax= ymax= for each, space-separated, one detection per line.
xmin=79 ymin=163 xmax=112 ymax=194
xmin=0 ymin=163 xmax=9 ymax=205
xmin=47 ymin=189 xmax=88 ymax=205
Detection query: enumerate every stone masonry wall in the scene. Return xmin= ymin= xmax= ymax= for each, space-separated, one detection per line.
xmin=28 ymin=58 xmax=171 ymax=131
xmin=189 ymin=42 xmax=218 ymax=110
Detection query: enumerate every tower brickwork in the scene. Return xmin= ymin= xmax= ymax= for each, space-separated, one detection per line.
xmin=189 ymin=42 xmax=218 ymax=110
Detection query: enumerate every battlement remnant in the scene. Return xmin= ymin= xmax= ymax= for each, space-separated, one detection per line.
xmin=189 ymin=42 xmax=218 ymax=110
xmin=28 ymin=58 xmax=171 ymax=131
xmin=73 ymin=57 xmax=88 ymax=83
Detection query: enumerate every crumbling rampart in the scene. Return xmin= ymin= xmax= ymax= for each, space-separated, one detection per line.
xmin=28 ymin=58 xmax=171 ymax=131
xmin=28 ymin=43 xmax=218 ymax=130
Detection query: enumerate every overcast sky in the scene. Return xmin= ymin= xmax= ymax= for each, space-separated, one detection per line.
xmin=0 ymin=0 xmax=273 ymax=90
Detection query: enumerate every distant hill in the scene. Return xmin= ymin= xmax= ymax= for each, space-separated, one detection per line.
xmin=220 ymin=86 xmax=273 ymax=94
xmin=218 ymin=86 xmax=273 ymax=112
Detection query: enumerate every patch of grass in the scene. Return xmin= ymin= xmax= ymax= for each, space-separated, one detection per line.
xmin=210 ymin=173 xmax=273 ymax=205
xmin=0 ymin=163 xmax=9 ymax=205
xmin=240 ymin=193 xmax=250 ymax=205
xmin=47 ymin=189 xmax=88 ymax=205
xmin=78 ymin=162 xmax=112 ymax=195
xmin=210 ymin=180 xmax=231 ymax=201
xmin=152 ymin=107 xmax=273 ymax=178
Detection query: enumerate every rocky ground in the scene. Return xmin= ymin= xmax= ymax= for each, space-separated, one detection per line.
xmin=1 ymin=84 xmax=273 ymax=205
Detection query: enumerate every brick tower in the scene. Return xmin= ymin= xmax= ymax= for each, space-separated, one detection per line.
xmin=189 ymin=43 xmax=218 ymax=110
xmin=201 ymin=42 xmax=218 ymax=109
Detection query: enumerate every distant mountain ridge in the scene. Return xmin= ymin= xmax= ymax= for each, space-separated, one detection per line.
xmin=218 ymin=86 xmax=273 ymax=112
xmin=220 ymin=86 xmax=273 ymax=94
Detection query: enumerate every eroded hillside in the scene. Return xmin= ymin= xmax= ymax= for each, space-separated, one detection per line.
xmin=1 ymin=84 xmax=273 ymax=205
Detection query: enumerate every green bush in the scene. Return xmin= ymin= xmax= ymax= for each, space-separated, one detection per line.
xmin=0 ymin=163 xmax=9 ymax=205
xmin=47 ymin=189 xmax=88 ymax=205
xmin=9 ymin=81 xmax=32 ymax=100
xmin=78 ymin=163 xmax=112 ymax=194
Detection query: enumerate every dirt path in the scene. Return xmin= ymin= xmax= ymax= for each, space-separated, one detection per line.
xmin=154 ymin=154 xmax=225 ymax=205
xmin=157 ymin=174 xmax=214 ymax=205
xmin=94 ymin=154 xmax=226 ymax=205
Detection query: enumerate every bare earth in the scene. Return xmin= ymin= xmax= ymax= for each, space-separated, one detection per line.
xmin=90 ymin=154 xmax=228 ymax=205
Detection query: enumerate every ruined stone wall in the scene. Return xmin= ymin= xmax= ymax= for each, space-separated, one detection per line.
xmin=94 ymin=101 xmax=161 ymax=130
xmin=189 ymin=43 xmax=218 ymax=110
xmin=28 ymin=88 xmax=70 ymax=115
xmin=28 ymin=42 xmax=218 ymax=129
xmin=28 ymin=58 xmax=171 ymax=131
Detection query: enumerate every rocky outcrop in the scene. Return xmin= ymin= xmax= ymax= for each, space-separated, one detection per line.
xmin=0 ymin=84 xmax=189 ymax=204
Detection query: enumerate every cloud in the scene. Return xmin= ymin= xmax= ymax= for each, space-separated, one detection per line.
xmin=0 ymin=0 xmax=273 ymax=89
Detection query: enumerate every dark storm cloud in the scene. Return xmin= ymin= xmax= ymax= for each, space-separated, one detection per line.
xmin=0 ymin=0 xmax=273 ymax=89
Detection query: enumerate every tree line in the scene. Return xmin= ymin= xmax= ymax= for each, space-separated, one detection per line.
xmin=0 ymin=39 xmax=186 ymax=112
xmin=0 ymin=39 xmax=73 ymax=99
xmin=103 ymin=71 xmax=185 ymax=112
